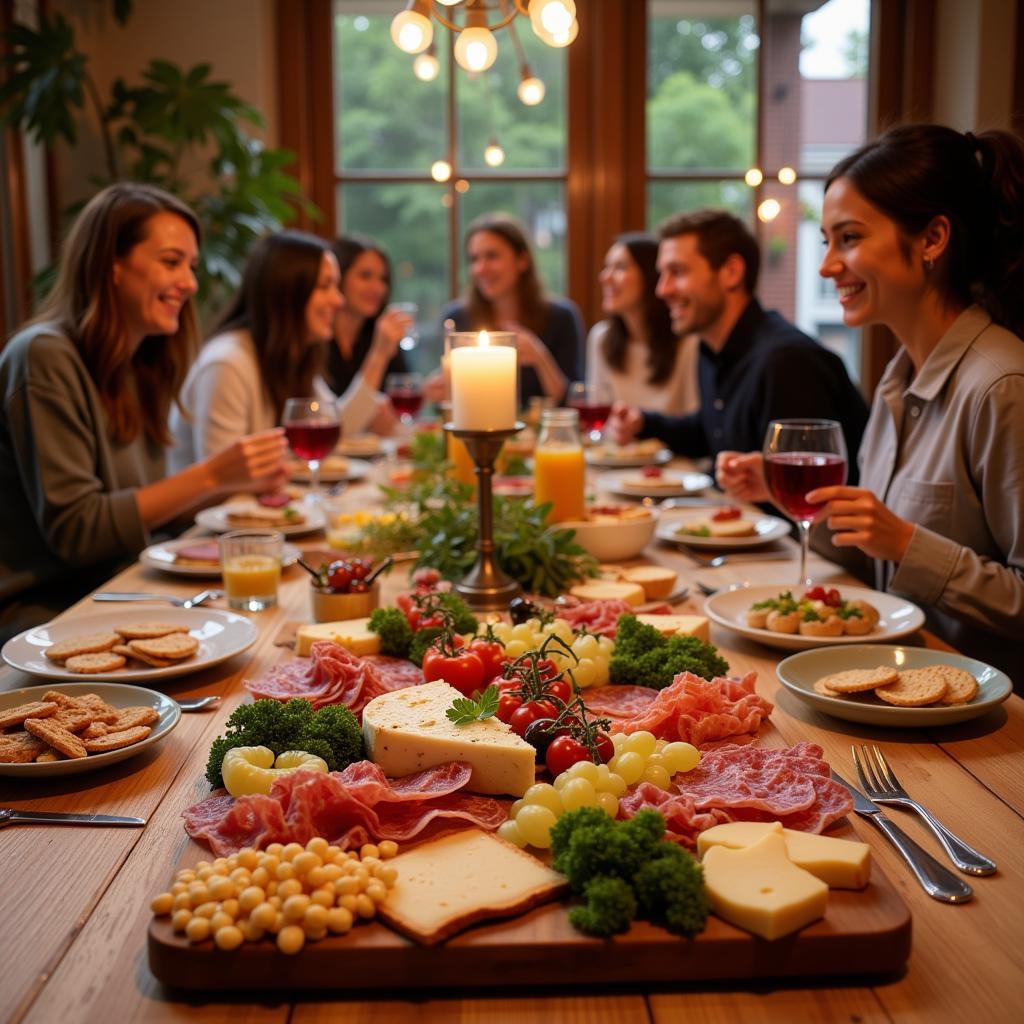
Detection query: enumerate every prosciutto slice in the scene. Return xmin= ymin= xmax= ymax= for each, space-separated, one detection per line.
xmin=583 ymin=684 xmax=659 ymax=723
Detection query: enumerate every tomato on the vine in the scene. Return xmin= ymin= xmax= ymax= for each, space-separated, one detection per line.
xmin=545 ymin=735 xmax=592 ymax=776
xmin=496 ymin=693 xmax=523 ymax=723
xmin=544 ymin=678 xmax=572 ymax=704
xmin=468 ymin=638 xmax=507 ymax=680
xmin=422 ymin=645 xmax=484 ymax=698
xmin=594 ymin=731 xmax=614 ymax=764
xmin=509 ymin=700 xmax=558 ymax=738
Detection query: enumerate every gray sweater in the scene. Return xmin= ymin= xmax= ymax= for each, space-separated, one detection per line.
xmin=0 ymin=325 xmax=164 ymax=602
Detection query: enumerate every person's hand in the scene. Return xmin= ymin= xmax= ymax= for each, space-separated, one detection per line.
xmin=371 ymin=306 xmax=413 ymax=357
xmin=716 ymin=451 xmax=771 ymax=504
xmin=422 ymin=370 xmax=446 ymax=403
xmin=206 ymin=428 xmax=289 ymax=493
xmin=606 ymin=401 xmax=643 ymax=445
xmin=368 ymin=395 xmax=399 ymax=436
xmin=808 ymin=485 xmax=915 ymax=563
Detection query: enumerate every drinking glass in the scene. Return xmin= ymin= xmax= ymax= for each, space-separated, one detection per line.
xmin=220 ymin=530 xmax=283 ymax=611
xmin=567 ymin=380 xmax=613 ymax=442
xmin=385 ymin=372 xmax=425 ymax=425
xmin=282 ymin=397 xmax=341 ymax=502
xmin=762 ymin=419 xmax=847 ymax=586
xmin=392 ymin=302 xmax=419 ymax=352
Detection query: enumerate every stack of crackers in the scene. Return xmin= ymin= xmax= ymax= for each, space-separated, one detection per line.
xmin=813 ymin=664 xmax=978 ymax=707
xmin=0 ymin=690 xmax=159 ymax=763
xmin=44 ymin=623 xmax=200 ymax=673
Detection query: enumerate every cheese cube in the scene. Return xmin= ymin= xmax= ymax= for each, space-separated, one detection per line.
xmin=621 ymin=565 xmax=676 ymax=600
xmin=362 ymin=681 xmax=537 ymax=797
xmin=698 ymin=821 xmax=871 ymax=889
xmin=569 ymin=580 xmax=646 ymax=606
xmin=634 ymin=613 xmax=710 ymax=643
xmin=702 ymin=832 xmax=828 ymax=940
xmin=295 ymin=617 xmax=379 ymax=657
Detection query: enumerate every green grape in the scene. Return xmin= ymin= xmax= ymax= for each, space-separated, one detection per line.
xmin=509 ymin=798 xmax=526 ymax=817
xmin=564 ymin=760 xmax=599 ymax=784
xmin=614 ymin=751 xmax=645 ymax=785
xmin=640 ymin=764 xmax=672 ymax=790
xmin=497 ymin=819 xmax=527 ymax=848
xmin=559 ymin=777 xmax=598 ymax=811
xmin=514 ymin=804 xmax=558 ymax=848
xmin=596 ymin=791 xmax=619 ymax=817
xmin=503 ymin=639 xmax=528 ymax=659
xmin=623 ymin=731 xmax=657 ymax=759
xmin=662 ymin=741 xmax=700 ymax=774
xmin=522 ymin=782 xmax=563 ymax=815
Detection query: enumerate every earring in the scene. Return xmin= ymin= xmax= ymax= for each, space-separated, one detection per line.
xmin=924 ymin=256 xmax=934 ymax=272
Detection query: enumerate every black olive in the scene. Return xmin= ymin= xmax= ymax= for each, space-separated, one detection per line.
xmin=523 ymin=717 xmax=560 ymax=763
xmin=509 ymin=596 xmax=540 ymax=624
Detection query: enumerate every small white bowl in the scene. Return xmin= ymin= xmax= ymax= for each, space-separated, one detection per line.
xmin=559 ymin=507 xmax=658 ymax=561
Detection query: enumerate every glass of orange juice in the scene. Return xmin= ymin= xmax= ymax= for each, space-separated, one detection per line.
xmin=220 ymin=530 xmax=284 ymax=611
xmin=534 ymin=408 xmax=585 ymax=523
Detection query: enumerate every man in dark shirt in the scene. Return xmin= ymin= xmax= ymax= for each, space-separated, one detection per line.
xmin=607 ymin=209 xmax=868 ymax=478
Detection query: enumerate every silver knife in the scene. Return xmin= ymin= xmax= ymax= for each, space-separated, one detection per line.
xmin=0 ymin=809 xmax=146 ymax=828
xmin=832 ymin=772 xmax=972 ymax=904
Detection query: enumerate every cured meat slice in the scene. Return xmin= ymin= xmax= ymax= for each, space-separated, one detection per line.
xmin=337 ymin=760 xmax=473 ymax=804
xmin=583 ymin=684 xmax=659 ymax=723
xmin=175 ymin=541 xmax=220 ymax=563
xmin=362 ymin=655 xmax=424 ymax=691
xmin=611 ymin=671 xmax=772 ymax=746
xmin=555 ymin=599 xmax=635 ymax=637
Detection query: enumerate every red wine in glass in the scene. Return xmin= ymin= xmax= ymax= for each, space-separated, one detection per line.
xmin=284 ymin=421 xmax=341 ymax=462
xmin=569 ymin=399 xmax=613 ymax=436
xmin=388 ymin=388 xmax=424 ymax=421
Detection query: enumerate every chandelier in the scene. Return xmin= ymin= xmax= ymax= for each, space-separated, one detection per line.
xmin=391 ymin=1 xmax=579 ymax=100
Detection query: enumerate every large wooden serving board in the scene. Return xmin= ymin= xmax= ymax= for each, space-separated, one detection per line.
xmin=148 ymin=855 xmax=911 ymax=991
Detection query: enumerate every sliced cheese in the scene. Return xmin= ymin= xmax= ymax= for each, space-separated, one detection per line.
xmin=697 ymin=821 xmax=871 ymax=889
xmin=377 ymin=829 xmax=567 ymax=945
xmin=295 ymin=617 xmax=380 ymax=657
xmin=621 ymin=565 xmax=677 ymax=600
xmin=702 ymin=832 xmax=828 ymax=941
xmin=635 ymin=613 xmax=710 ymax=644
xmin=569 ymin=580 xmax=646 ymax=606
xmin=362 ymin=681 xmax=537 ymax=797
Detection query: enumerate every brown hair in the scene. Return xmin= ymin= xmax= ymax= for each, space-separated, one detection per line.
xmin=658 ymin=208 xmax=760 ymax=295
xmin=214 ymin=231 xmax=331 ymax=421
xmin=31 ymin=182 xmax=200 ymax=446
xmin=463 ymin=212 xmax=549 ymax=336
xmin=331 ymin=234 xmax=391 ymax=350
xmin=600 ymin=232 xmax=678 ymax=385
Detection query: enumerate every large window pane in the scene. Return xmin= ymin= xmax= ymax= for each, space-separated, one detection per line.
xmin=647 ymin=181 xmax=751 ymax=230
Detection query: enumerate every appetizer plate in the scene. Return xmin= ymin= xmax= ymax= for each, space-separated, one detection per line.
xmin=195 ymin=502 xmax=326 ymax=536
xmin=599 ymin=469 xmax=714 ymax=499
xmin=0 ymin=681 xmax=180 ymax=777
xmin=140 ymin=539 xmax=302 ymax=578
xmin=776 ymin=644 xmax=1012 ymax=727
xmin=656 ymin=509 xmax=791 ymax=549
xmin=1 ymin=608 xmax=258 ymax=684
xmin=703 ymin=583 xmax=925 ymax=651
xmin=585 ymin=445 xmax=673 ymax=469
xmin=288 ymin=457 xmax=373 ymax=485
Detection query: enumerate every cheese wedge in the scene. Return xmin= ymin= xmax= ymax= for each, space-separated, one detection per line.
xmin=295 ymin=617 xmax=379 ymax=657
xmin=697 ymin=821 xmax=871 ymax=889
xmin=362 ymin=681 xmax=537 ymax=796
xmin=702 ymin=832 xmax=829 ymax=940
xmin=377 ymin=829 xmax=567 ymax=945
xmin=635 ymin=613 xmax=711 ymax=644
xmin=621 ymin=565 xmax=677 ymax=600
xmin=569 ymin=580 xmax=646 ymax=606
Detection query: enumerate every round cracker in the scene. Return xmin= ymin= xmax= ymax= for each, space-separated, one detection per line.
xmin=813 ymin=677 xmax=842 ymax=697
xmin=819 ymin=666 xmax=899 ymax=693
xmin=129 ymin=633 xmax=199 ymax=660
xmin=876 ymin=667 xmax=948 ymax=707
xmin=934 ymin=664 xmax=979 ymax=705
xmin=114 ymin=622 xmax=189 ymax=640
xmin=44 ymin=632 xmax=121 ymax=663
xmin=64 ymin=652 xmax=127 ymax=674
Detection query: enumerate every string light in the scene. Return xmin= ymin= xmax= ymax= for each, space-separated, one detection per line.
xmin=777 ymin=166 xmax=797 ymax=185
xmin=413 ymin=44 xmax=440 ymax=82
xmin=757 ymin=198 xmax=782 ymax=222
xmin=484 ymin=139 xmax=506 ymax=167
xmin=390 ymin=0 xmax=433 ymax=55
xmin=744 ymin=167 xmax=764 ymax=187
xmin=431 ymin=160 xmax=453 ymax=183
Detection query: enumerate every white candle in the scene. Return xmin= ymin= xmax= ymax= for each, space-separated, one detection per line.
xmin=450 ymin=331 xmax=517 ymax=430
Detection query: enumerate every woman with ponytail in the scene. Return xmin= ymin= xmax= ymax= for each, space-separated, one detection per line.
xmin=717 ymin=124 xmax=1024 ymax=681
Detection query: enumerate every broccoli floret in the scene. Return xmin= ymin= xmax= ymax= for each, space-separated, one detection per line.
xmin=204 ymin=698 xmax=363 ymax=787
xmin=610 ymin=615 xmax=730 ymax=690
xmin=633 ymin=843 xmax=709 ymax=938
xmin=408 ymin=625 xmax=444 ymax=667
xmin=568 ymin=876 xmax=637 ymax=937
xmin=368 ymin=607 xmax=413 ymax=658
xmin=551 ymin=808 xmax=663 ymax=893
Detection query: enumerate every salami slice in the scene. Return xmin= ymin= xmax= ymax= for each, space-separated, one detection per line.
xmin=583 ymin=684 xmax=659 ymax=722
xmin=362 ymin=655 xmax=424 ymax=691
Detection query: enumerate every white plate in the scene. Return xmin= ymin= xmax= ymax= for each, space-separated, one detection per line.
xmin=703 ymin=583 xmax=925 ymax=651
xmin=195 ymin=502 xmax=326 ymax=536
xmin=1 ymin=608 xmax=259 ymax=683
xmin=337 ymin=436 xmax=386 ymax=459
xmin=656 ymin=509 xmax=791 ymax=549
xmin=599 ymin=469 xmax=714 ymax=499
xmin=288 ymin=457 xmax=373 ymax=484
xmin=0 ymin=681 xmax=181 ymax=777
xmin=140 ymin=540 xmax=302 ymax=578
xmin=586 ymin=446 xmax=673 ymax=469
xmin=776 ymin=645 xmax=1012 ymax=727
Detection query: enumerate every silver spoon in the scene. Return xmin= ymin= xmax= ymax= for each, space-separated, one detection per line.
xmin=177 ymin=696 xmax=221 ymax=712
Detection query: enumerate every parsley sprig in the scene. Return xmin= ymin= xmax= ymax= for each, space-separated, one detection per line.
xmin=446 ymin=684 xmax=500 ymax=726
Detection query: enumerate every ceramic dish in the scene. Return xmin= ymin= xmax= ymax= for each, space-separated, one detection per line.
xmin=656 ymin=509 xmax=791 ymax=549
xmin=140 ymin=540 xmax=302 ymax=578
xmin=585 ymin=446 xmax=673 ymax=469
xmin=703 ymin=582 xmax=925 ymax=651
xmin=288 ymin=456 xmax=373 ymax=484
xmin=1 ymin=608 xmax=258 ymax=683
xmin=0 ymin=681 xmax=181 ymax=777
xmin=775 ymin=644 xmax=1012 ymax=727
xmin=599 ymin=469 xmax=714 ymax=500
xmin=195 ymin=502 xmax=326 ymax=536
xmin=557 ymin=508 xmax=658 ymax=561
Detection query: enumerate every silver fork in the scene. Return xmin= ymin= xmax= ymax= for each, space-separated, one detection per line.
xmin=853 ymin=745 xmax=997 ymax=876
xmin=93 ymin=589 xmax=220 ymax=609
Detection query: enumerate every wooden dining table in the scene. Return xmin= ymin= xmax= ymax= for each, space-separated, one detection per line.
xmin=2 ymin=467 xmax=1021 ymax=1024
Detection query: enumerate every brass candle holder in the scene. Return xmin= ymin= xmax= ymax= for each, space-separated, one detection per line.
xmin=443 ymin=421 xmax=524 ymax=609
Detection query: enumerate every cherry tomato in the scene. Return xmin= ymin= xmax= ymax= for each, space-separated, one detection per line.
xmin=824 ymin=588 xmax=842 ymax=608
xmin=711 ymin=505 xmax=742 ymax=522
xmin=641 ymin=465 xmax=663 ymax=479
xmin=349 ymin=580 xmax=368 ymax=593
xmin=421 ymin=647 xmax=485 ymax=698
xmin=349 ymin=559 xmax=370 ymax=582
xmin=804 ymin=586 xmax=827 ymax=602
xmin=468 ymin=638 xmax=507 ymax=680
xmin=496 ymin=693 xmax=523 ymax=723
xmin=536 ymin=658 xmax=560 ymax=682
xmin=594 ymin=731 xmax=614 ymax=764
xmin=326 ymin=561 xmax=352 ymax=592
xmin=509 ymin=700 xmax=559 ymax=739
xmin=543 ymin=678 xmax=572 ymax=704
xmin=523 ymin=717 xmax=566 ymax=763
xmin=545 ymin=735 xmax=592 ymax=776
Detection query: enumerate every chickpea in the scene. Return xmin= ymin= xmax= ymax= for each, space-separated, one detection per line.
xmin=292 ymin=852 xmax=321 ymax=876
xmin=373 ymin=865 xmax=398 ymax=888
xmin=310 ymin=888 xmax=334 ymax=908
xmin=220 ymin=899 xmax=240 ymax=919
xmin=377 ymin=840 xmax=399 ymax=860
xmin=209 ymin=911 xmax=234 ymax=933
xmin=276 ymin=925 xmax=305 ymax=955
xmin=334 ymin=876 xmax=360 ymax=896
xmin=172 ymin=893 xmax=192 ymax=912
xmin=214 ymin=925 xmax=244 ymax=951
xmin=249 ymin=902 xmax=277 ymax=930
xmin=238 ymin=886 xmax=266 ymax=913
xmin=359 ymin=843 xmax=380 ymax=861
xmin=303 ymin=904 xmax=329 ymax=932
xmin=239 ymin=918 xmax=265 ymax=943
xmin=150 ymin=893 xmax=174 ymax=916
xmin=282 ymin=894 xmax=311 ymax=920
xmin=185 ymin=917 xmax=211 ymax=943
xmin=354 ymin=894 xmax=376 ymax=919
xmin=365 ymin=880 xmax=388 ymax=905
xmin=193 ymin=901 xmax=217 ymax=919
xmin=171 ymin=909 xmax=192 ymax=932
xmin=326 ymin=907 xmax=354 ymax=934
xmin=281 ymin=842 xmax=304 ymax=861
xmin=277 ymin=879 xmax=302 ymax=899
xmin=306 ymin=837 xmax=329 ymax=857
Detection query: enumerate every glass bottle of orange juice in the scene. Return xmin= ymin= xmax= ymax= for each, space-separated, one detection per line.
xmin=534 ymin=408 xmax=585 ymax=523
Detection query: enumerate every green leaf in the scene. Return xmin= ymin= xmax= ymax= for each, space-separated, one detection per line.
xmin=445 ymin=684 xmax=500 ymax=726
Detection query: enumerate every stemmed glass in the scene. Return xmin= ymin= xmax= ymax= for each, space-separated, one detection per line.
xmin=392 ymin=302 xmax=419 ymax=352
xmin=566 ymin=380 xmax=613 ymax=443
xmin=282 ymin=397 xmax=341 ymax=503
xmin=385 ymin=372 xmax=425 ymax=426
xmin=762 ymin=419 xmax=847 ymax=586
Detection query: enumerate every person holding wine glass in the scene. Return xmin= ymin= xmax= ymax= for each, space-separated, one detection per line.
xmin=440 ymin=212 xmax=583 ymax=405
xmin=0 ymin=184 xmax=289 ymax=642
xmin=717 ymin=124 xmax=1024 ymax=682
xmin=586 ymin=232 xmax=699 ymax=416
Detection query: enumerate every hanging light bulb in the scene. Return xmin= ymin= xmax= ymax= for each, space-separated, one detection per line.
xmin=530 ymin=0 xmax=576 ymax=38
xmin=757 ymin=198 xmax=782 ymax=222
xmin=546 ymin=17 xmax=578 ymax=48
xmin=431 ymin=159 xmax=453 ymax=183
xmin=413 ymin=43 xmax=440 ymax=82
xmin=744 ymin=167 xmax=764 ymax=187
xmin=517 ymin=70 xmax=546 ymax=106
xmin=454 ymin=27 xmax=498 ymax=71
xmin=390 ymin=0 xmax=433 ymax=55
xmin=484 ymin=139 xmax=506 ymax=167
xmin=777 ymin=166 xmax=797 ymax=185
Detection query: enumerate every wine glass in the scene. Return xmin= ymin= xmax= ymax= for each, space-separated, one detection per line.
xmin=282 ymin=397 xmax=341 ymax=503
xmin=385 ymin=372 xmax=424 ymax=426
xmin=762 ymin=419 xmax=847 ymax=586
xmin=392 ymin=302 xmax=419 ymax=352
xmin=566 ymin=380 xmax=613 ymax=442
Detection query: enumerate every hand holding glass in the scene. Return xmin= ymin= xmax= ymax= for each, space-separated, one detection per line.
xmin=282 ymin=397 xmax=340 ymax=501
xmin=392 ymin=302 xmax=419 ymax=351
xmin=763 ymin=419 xmax=847 ymax=585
